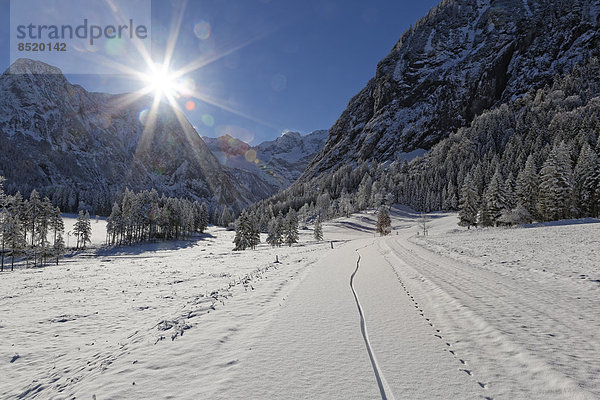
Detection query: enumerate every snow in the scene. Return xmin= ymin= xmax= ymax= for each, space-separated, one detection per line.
xmin=61 ymin=214 xmax=107 ymax=247
xmin=2 ymin=208 xmax=599 ymax=399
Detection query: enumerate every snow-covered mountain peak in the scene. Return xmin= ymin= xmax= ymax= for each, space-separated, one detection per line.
xmin=202 ymin=130 xmax=328 ymax=198
xmin=8 ymin=58 xmax=64 ymax=75
xmin=0 ymin=58 xmax=259 ymax=213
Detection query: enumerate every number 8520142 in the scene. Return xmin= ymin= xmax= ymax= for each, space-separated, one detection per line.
xmin=17 ymin=42 xmax=66 ymax=52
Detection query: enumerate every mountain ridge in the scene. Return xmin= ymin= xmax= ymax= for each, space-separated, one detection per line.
xmin=300 ymin=0 xmax=600 ymax=182
xmin=0 ymin=58 xmax=256 ymax=214
xmin=202 ymin=130 xmax=327 ymax=199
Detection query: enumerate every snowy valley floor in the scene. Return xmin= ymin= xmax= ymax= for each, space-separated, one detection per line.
xmin=1 ymin=209 xmax=599 ymax=399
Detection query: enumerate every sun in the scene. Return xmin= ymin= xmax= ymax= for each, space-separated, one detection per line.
xmin=143 ymin=64 xmax=180 ymax=100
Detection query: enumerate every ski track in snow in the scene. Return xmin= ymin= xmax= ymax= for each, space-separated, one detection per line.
xmin=350 ymin=244 xmax=395 ymax=400
xmin=379 ymin=216 xmax=599 ymax=399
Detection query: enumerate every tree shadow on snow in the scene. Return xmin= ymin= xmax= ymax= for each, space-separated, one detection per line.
xmin=521 ymin=218 xmax=600 ymax=229
xmin=87 ymin=232 xmax=217 ymax=257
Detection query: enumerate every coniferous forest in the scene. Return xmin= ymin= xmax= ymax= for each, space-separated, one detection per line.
xmin=246 ymin=60 xmax=600 ymax=229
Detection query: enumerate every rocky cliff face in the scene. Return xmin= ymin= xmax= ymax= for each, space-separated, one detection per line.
xmin=0 ymin=58 xmax=255 ymax=213
xmin=302 ymin=0 xmax=600 ymax=180
xmin=203 ymin=130 xmax=327 ymax=198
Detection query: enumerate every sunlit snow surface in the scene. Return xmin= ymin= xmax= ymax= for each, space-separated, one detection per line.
xmin=1 ymin=209 xmax=599 ymax=399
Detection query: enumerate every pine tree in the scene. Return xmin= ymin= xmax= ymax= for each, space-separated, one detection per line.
xmin=49 ymin=206 xmax=65 ymax=265
xmin=27 ymin=190 xmax=42 ymax=247
xmin=313 ymin=215 xmax=323 ymax=241
xmin=375 ymin=207 xmax=392 ymax=236
xmin=73 ymin=210 xmax=92 ymax=249
xmin=4 ymin=203 xmax=25 ymax=271
xmin=458 ymin=174 xmax=478 ymax=229
xmin=106 ymin=202 xmax=122 ymax=245
xmin=538 ymin=142 xmax=574 ymax=221
xmin=35 ymin=197 xmax=53 ymax=266
xmin=284 ymin=208 xmax=299 ymax=247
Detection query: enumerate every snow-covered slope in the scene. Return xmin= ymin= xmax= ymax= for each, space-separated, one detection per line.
xmin=301 ymin=0 xmax=600 ymax=180
xmin=203 ymin=130 xmax=327 ymax=198
xmin=0 ymin=58 xmax=257 ymax=213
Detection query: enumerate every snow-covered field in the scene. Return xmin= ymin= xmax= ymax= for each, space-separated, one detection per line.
xmin=1 ymin=208 xmax=599 ymax=399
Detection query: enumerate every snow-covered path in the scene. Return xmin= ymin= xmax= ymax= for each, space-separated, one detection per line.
xmin=218 ymin=209 xmax=600 ymax=399
xmin=217 ymin=237 xmax=384 ymax=399
xmin=218 ymin=215 xmax=481 ymax=399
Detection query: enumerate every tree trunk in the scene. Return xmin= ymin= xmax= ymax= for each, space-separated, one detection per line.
xmin=1 ymin=235 xmax=5 ymax=271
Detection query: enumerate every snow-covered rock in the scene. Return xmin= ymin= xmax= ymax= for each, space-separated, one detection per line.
xmin=302 ymin=0 xmax=600 ymax=180
xmin=202 ymin=130 xmax=328 ymax=198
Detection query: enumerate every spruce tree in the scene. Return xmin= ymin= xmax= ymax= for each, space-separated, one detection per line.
xmin=538 ymin=142 xmax=574 ymax=221
xmin=0 ymin=177 xmax=6 ymax=271
xmin=516 ymin=154 xmax=539 ymax=219
xmin=266 ymin=214 xmax=284 ymax=247
xmin=233 ymin=212 xmax=253 ymax=251
xmin=198 ymin=202 xmax=209 ymax=232
xmin=357 ymin=174 xmax=372 ymax=210
xmin=284 ymin=208 xmax=299 ymax=247
xmin=458 ymin=174 xmax=478 ymax=229
xmin=249 ymin=212 xmax=261 ymax=249
xmin=482 ymin=169 xmax=508 ymax=227
xmin=313 ymin=215 xmax=323 ymax=241
xmin=574 ymin=143 xmax=600 ymax=217
xmin=375 ymin=207 xmax=392 ymax=236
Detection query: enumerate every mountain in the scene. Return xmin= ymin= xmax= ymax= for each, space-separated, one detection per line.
xmin=301 ymin=0 xmax=600 ymax=181
xmin=0 ymin=58 xmax=256 ymax=213
xmin=202 ymin=130 xmax=328 ymax=198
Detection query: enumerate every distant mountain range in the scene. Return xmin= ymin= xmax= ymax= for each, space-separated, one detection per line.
xmin=202 ymin=130 xmax=327 ymax=198
xmin=0 ymin=59 xmax=261 ymax=213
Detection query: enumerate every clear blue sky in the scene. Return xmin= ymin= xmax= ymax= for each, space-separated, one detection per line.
xmin=0 ymin=0 xmax=440 ymax=144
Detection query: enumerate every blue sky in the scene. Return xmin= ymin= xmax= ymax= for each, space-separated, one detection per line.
xmin=0 ymin=0 xmax=439 ymax=144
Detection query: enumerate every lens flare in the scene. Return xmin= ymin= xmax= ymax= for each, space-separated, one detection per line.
xmin=270 ymin=73 xmax=287 ymax=92
xmin=185 ymin=100 xmax=196 ymax=111
xmin=138 ymin=108 xmax=150 ymax=125
xmin=244 ymin=149 xmax=257 ymax=162
xmin=201 ymin=113 xmax=215 ymax=127
xmin=193 ymin=21 xmax=211 ymax=40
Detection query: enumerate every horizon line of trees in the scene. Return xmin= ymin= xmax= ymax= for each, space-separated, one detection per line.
xmin=106 ymin=188 xmax=210 ymax=246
